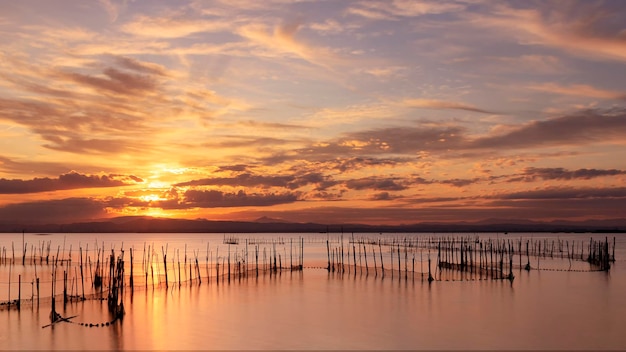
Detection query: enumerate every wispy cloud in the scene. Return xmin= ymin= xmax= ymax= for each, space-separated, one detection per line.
xmin=121 ymin=13 xmax=232 ymax=38
xmin=471 ymin=2 xmax=626 ymax=62
xmin=403 ymin=98 xmax=496 ymax=114
xmin=347 ymin=0 xmax=466 ymax=20
xmin=236 ymin=21 xmax=344 ymax=70
xmin=529 ymin=83 xmax=626 ymax=100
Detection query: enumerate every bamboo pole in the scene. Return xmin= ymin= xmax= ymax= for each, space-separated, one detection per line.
xmin=130 ymin=247 xmax=134 ymax=293
xmin=63 ymin=270 xmax=68 ymax=306
xmin=162 ymin=245 xmax=168 ymax=288
xmin=326 ymin=240 xmax=330 ymax=272
xmin=80 ymin=247 xmax=85 ymax=300
xmin=428 ymin=254 xmax=433 ymax=283
xmin=379 ymin=241 xmax=384 ymax=277
xmin=372 ymin=247 xmax=377 ymax=276
xmin=364 ymin=244 xmax=368 ymax=275
xmin=17 ymin=275 xmax=21 ymax=310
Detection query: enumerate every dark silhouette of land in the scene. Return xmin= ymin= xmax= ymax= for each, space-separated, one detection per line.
xmin=1 ymin=216 xmax=625 ymax=233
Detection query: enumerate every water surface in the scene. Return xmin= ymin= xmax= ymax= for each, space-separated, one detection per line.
xmin=1 ymin=232 xmax=624 ymax=350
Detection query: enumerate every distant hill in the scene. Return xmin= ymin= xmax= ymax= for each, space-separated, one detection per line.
xmin=1 ymin=216 xmax=625 ymax=233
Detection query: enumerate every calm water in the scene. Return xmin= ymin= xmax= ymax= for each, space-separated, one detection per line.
xmin=1 ymin=232 xmax=625 ymax=350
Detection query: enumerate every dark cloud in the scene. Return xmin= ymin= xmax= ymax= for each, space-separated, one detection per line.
xmin=300 ymin=126 xmax=465 ymax=157
xmin=0 ymin=198 xmax=108 ymax=224
xmin=510 ymin=167 xmax=626 ymax=182
xmin=176 ymin=172 xmax=333 ymax=190
xmin=59 ymin=67 xmax=158 ymax=96
xmin=470 ymin=109 xmax=626 ymax=149
xmin=113 ymin=56 xmax=169 ymax=77
xmin=0 ymin=172 xmax=142 ymax=194
xmin=307 ymin=191 xmax=345 ymax=200
xmin=265 ymin=108 xmax=626 ymax=164
xmin=439 ymin=178 xmax=480 ymax=187
xmin=345 ymin=177 xmax=407 ymax=191
xmin=216 ymin=164 xmax=252 ymax=172
xmin=370 ymin=192 xmax=403 ymax=201
xmin=177 ymin=173 xmax=294 ymax=188
xmin=183 ymin=189 xmax=299 ymax=208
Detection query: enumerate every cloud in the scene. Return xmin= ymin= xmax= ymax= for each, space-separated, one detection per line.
xmin=236 ymin=21 xmax=345 ymax=70
xmin=215 ymin=164 xmax=252 ymax=173
xmin=370 ymin=192 xmax=403 ymax=201
xmin=121 ymin=13 xmax=232 ymax=38
xmin=41 ymin=135 xmax=149 ymax=155
xmin=113 ymin=56 xmax=170 ymax=77
xmin=471 ymin=2 xmax=626 ymax=62
xmin=470 ymin=108 xmax=626 ymax=149
xmin=0 ymin=155 xmax=78 ymax=176
xmin=363 ymin=66 xmax=407 ymax=79
xmin=529 ymin=83 xmax=626 ymax=100
xmin=58 ymin=67 xmax=159 ymax=96
xmin=403 ymin=98 xmax=495 ymax=114
xmin=99 ymin=0 xmax=125 ymax=22
xmin=490 ymin=55 xmax=565 ymax=75
xmin=263 ymin=108 xmax=626 ymax=166
xmin=346 ymin=7 xmax=395 ymax=21
xmin=176 ymin=172 xmax=331 ymax=190
xmin=309 ymin=19 xmax=345 ymax=35
xmin=347 ymin=0 xmax=466 ymax=20
xmin=510 ymin=167 xmax=626 ymax=182
xmin=440 ymin=178 xmax=480 ymax=187
xmin=0 ymin=198 xmax=109 ymax=224
xmin=236 ymin=120 xmax=309 ymax=130
xmin=202 ymin=136 xmax=294 ymax=149
xmin=0 ymin=172 xmax=143 ymax=194
xmin=0 ymin=52 xmax=230 ymax=156
xmin=345 ymin=177 xmax=408 ymax=191
xmin=183 ymin=189 xmax=299 ymax=207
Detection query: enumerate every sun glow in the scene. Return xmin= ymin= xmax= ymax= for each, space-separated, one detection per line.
xmin=139 ymin=194 xmax=163 ymax=202
xmin=147 ymin=181 xmax=170 ymax=189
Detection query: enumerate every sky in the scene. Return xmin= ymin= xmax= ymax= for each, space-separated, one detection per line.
xmin=1 ymin=0 xmax=626 ymax=226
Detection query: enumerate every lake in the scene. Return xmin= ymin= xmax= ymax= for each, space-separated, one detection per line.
xmin=1 ymin=232 xmax=625 ymax=350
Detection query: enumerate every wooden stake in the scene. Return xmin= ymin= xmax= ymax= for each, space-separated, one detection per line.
xmin=17 ymin=274 xmax=21 ymax=310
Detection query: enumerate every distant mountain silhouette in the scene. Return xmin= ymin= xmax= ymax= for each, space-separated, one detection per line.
xmin=1 ymin=216 xmax=625 ymax=233
xmin=255 ymin=216 xmax=293 ymax=223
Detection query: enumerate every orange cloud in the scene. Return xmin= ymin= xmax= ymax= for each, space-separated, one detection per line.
xmin=529 ymin=83 xmax=626 ymax=100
